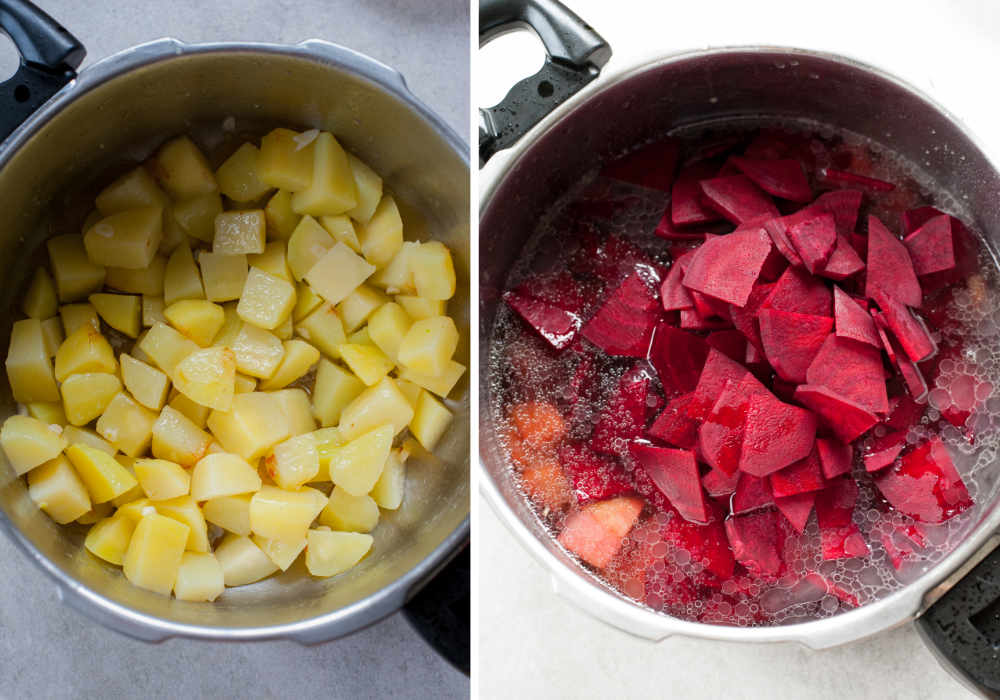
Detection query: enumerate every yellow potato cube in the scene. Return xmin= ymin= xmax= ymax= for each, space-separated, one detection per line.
xmin=66 ymin=443 xmax=138 ymax=503
xmin=258 ymin=339 xmax=319 ymax=391
xmin=304 ymin=242 xmax=375 ymax=306
xmin=214 ymin=533 xmax=278 ymax=587
xmin=411 ymin=241 xmax=456 ymax=300
xmin=290 ymin=132 xmax=358 ymax=216
xmin=142 ymin=296 xmax=165 ymax=328
xmin=263 ymin=433 xmax=318 ymax=489
xmin=96 ymin=391 xmax=157 ymax=456
xmin=27 ymin=455 xmax=92 ymax=523
xmin=167 ymin=388 xmax=210 ymax=427
xmin=137 ymin=322 xmax=199 ymax=377
xmin=395 ymin=295 xmax=445 ymax=321
xmin=358 ymin=194 xmax=403 ymax=269
xmin=326 ymin=424 xmax=392 ymax=496
xmin=338 ymin=377 xmax=414 ymax=441
xmin=96 ymin=166 xmax=169 ymax=215
xmin=319 ymin=214 xmax=362 ymax=253
xmin=199 ymin=252 xmax=248 ymax=303
xmin=89 ymin=293 xmax=141 ymax=338
xmin=231 ymin=322 xmax=284 ymax=379
xmin=54 ymin=324 xmax=117 ymax=382
xmin=398 ymin=360 xmax=466 ymax=399
xmin=248 ymin=240 xmax=291 ymax=281
xmin=151 ymin=405 xmax=212 ymax=467
xmin=295 ymin=302 xmax=346 ymax=359
xmin=115 ymin=497 xmax=154 ymax=523
xmin=367 ymin=302 xmax=412 ymax=363
xmin=337 ymin=343 xmax=393 ymax=386
xmin=216 ymin=142 xmax=274 ymax=203
xmin=370 ymin=241 xmax=418 ymax=293
xmin=47 ymin=234 xmax=106 ymax=302
xmin=286 ymin=215 xmax=334 ymax=281
xmin=84 ymin=514 xmax=136 ymax=565
xmin=214 ymin=210 xmax=266 ymax=255
xmin=59 ymin=302 xmax=99 ymax=336
xmin=173 ymin=551 xmax=225 ymax=601
xmin=156 ymin=495 xmax=210 ymax=552
xmin=1 ymin=415 xmax=67 ymax=475
xmin=397 ymin=315 xmax=458 ymax=377
xmin=396 ymin=378 xmax=421 ymax=408
xmin=105 ymin=255 xmax=167 ymax=296
xmin=312 ymin=361 xmax=363 ymax=427
xmin=313 ymin=426 xmax=343 ymax=471
xmin=305 ymin=529 xmax=372 ymax=578
xmin=293 ymin=283 xmax=323 ymax=322
xmin=251 ymin=534 xmax=306 ymax=571
xmin=164 ymin=299 xmax=225 ymax=346
xmin=249 ymin=485 xmax=327 ymax=540
xmin=172 ymin=346 xmax=235 ymax=411
xmin=164 ymin=243 xmax=205 ymax=305
xmin=320 ymin=488 xmax=379 ymax=533
xmin=122 ymin=512 xmax=189 ymax=595
xmin=347 ymin=326 xmax=373 ymax=346
xmin=172 ymin=192 xmax=223 ymax=243
xmin=264 ymin=189 xmax=301 ymax=240
xmin=203 ymin=494 xmax=252 ymax=536
xmin=274 ymin=313 xmax=293 ymax=340
xmin=40 ymin=317 xmax=64 ymax=357
xmin=159 ymin=207 xmax=187 ymax=256
xmin=410 ymin=391 xmax=453 ymax=451
xmin=111 ymin=455 xmax=145 ymax=507
xmin=272 ymin=388 xmax=317 ymax=436
xmin=62 ymin=425 xmax=115 ymax=454
xmin=210 ymin=303 xmax=242 ymax=349
xmin=190 ymin=452 xmax=262 ymax=501
xmin=6 ymin=318 xmax=60 ymax=402
xmin=26 ymin=401 xmax=67 ymax=426
xmin=77 ymin=500 xmax=116 ymax=525
xmin=337 ymin=285 xmax=388 ymax=333
xmin=152 ymin=136 xmax=217 ymax=199
xmin=61 ymin=372 xmax=122 ymax=426
xmin=83 ymin=207 xmax=162 ymax=270
xmin=234 ymin=373 xmax=257 ymax=394
xmin=370 ymin=448 xmax=406 ymax=510
xmin=22 ymin=267 xmax=58 ymax=320
xmin=237 ymin=267 xmax=296 ymax=330
xmin=206 ymin=392 xmax=290 ymax=460
xmin=120 ymin=353 xmax=169 ymax=410
xmin=344 ymin=154 xmax=383 ymax=224
xmin=257 ymin=128 xmax=315 ymax=191
xmin=134 ymin=458 xmax=189 ymax=501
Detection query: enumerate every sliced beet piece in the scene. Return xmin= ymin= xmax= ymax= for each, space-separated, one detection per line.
xmin=725 ymin=508 xmax=783 ymax=577
xmin=590 ymin=366 xmax=650 ymax=455
xmin=885 ymin=393 xmax=926 ymax=432
xmin=680 ymin=227 xmax=774 ymax=307
xmin=814 ymin=478 xmax=870 ymax=560
xmin=805 ymin=334 xmax=889 ymax=414
xmin=863 ymin=430 xmax=906 ymax=472
xmin=690 ymin=290 xmax=732 ymax=320
xmin=655 ymin=210 xmax=711 ymax=241
xmin=873 ymin=436 xmax=973 ymax=523
xmin=698 ymin=174 xmax=780 ymax=225
xmin=647 ymin=323 xmax=710 ymax=395
xmin=730 ymin=156 xmax=812 ymax=202
xmin=903 ymin=214 xmax=955 ymax=277
xmin=581 ymin=265 xmax=662 ymax=357
xmin=769 ymin=448 xmax=825 ymax=498
xmin=814 ymin=189 xmax=864 ymax=234
xmin=659 ymin=505 xmax=736 ymax=581
xmin=559 ymin=443 xmax=634 ymax=504
xmin=787 ymin=212 xmax=837 ymax=274
xmin=630 ymin=443 xmax=710 ymax=523
xmin=671 ymin=160 xmax=723 ymax=226
xmin=763 ymin=216 xmax=805 ymax=267
xmin=870 ymin=287 xmax=937 ymax=363
xmin=822 ymin=168 xmax=895 ymax=192
xmin=794 ymin=384 xmax=878 ymax=443
xmin=730 ymin=282 xmax=773 ymax=352
xmin=816 ymin=437 xmax=853 ymax=479
xmin=601 ymin=138 xmax=679 ymax=192
xmin=865 ymin=215 xmax=922 ymax=308
xmin=833 ymin=285 xmax=880 ymax=347
xmin=558 ymin=496 xmax=645 ymax=569
xmin=775 ymin=492 xmax=816 ymax=533
xmin=881 ymin=533 xmax=913 ymax=570
xmin=700 ymin=375 xmax=768 ymax=475
xmin=732 ymin=473 xmax=774 ymax=514
xmin=660 ymin=257 xmax=695 ymax=311
xmin=573 ymin=232 xmax=656 ymax=287
xmin=705 ymin=330 xmax=747 ymax=363
xmin=902 ymin=205 xmax=945 ymax=235
xmin=763 ymin=266 xmax=832 ymax=316
xmin=690 ymin=348 xmax=751 ymax=419
xmin=702 ymin=468 xmax=741 ymax=498
xmin=757 ymin=308 xmax=833 ymax=383
xmin=739 ymin=391 xmax=818 ymax=477
xmin=820 ymin=234 xmax=865 ymax=281
xmin=679 ymin=307 xmax=732 ymax=331
xmin=648 ymin=393 xmax=700 ymax=449
xmin=504 ymin=286 xmax=583 ymax=350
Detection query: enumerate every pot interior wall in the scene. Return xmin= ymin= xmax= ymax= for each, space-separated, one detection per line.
xmin=0 ymin=47 xmax=469 ymax=631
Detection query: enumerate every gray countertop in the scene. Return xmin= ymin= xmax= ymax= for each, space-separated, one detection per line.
xmin=0 ymin=2 xmax=469 ymax=698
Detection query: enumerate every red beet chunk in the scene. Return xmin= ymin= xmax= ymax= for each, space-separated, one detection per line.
xmin=787 ymin=213 xmax=837 ymax=274
xmin=700 ymin=375 xmax=767 ymax=475
xmin=504 ymin=287 xmax=583 ymax=350
xmin=794 ymin=385 xmax=878 ymax=443
xmin=770 ymin=448 xmax=825 ymax=498
xmin=865 ymin=216 xmax=922 ymax=308
xmin=705 ymin=330 xmax=747 ymax=363
xmin=573 ymin=233 xmax=656 ymax=286
xmin=885 ymin=393 xmax=926 ymax=432
xmin=654 ymin=210 xmax=710 ymax=241
xmin=732 ymin=473 xmax=774 ymax=514
xmin=863 ymin=430 xmax=906 ymax=472
xmin=758 ymin=308 xmax=833 ymax=383
xmin=881 ymin=533 xmax=913 ymax=570
xmin=559 ymin=443 xmax=634 ymax=504
xmin=660 ymin=506 xmax=736 ymax=581
xmin=763 ymin=266 xmax=832 ymax=316
xmin=819 ymin=234 xmax=865 ymax=281
xmin=902 ymin=206 xmax=944 ymax=234
xmin=558 ymin=496 xmax=645 ymax=568
xmin=648 ymin=393 xmax=700 ymax=449
xmin=702 ymin=468 xmax=741 ymax=498
xmin=822 ymin=168 xmax=895 ymax=192
xmin=725 ymin=509 xmax=783 ymax=577
xmin=816 ymin=437 xmax=853 ymax=479
xmin=870 ymin=287 xmax=937 ymax=363
xmin=679 ymin=307 xmax=732 ymax=331
xmin=731 ymin=156 xmax=812 ymax=202
xmin=699 ymin=175 xmax=780 ymax=225
xmin=690 ymin=290 xmax=732 ymax=320
xmin=581 ymin=266 xmax=662 ymax=356
xmin=806 ymin=334 xmax=889 ymax=414
xmin=671 ymin=160 xmax=723 ymax=226
xmin=814 ymin=477 xmax=870 ymax=560
xmin=630 ymin=443 xmax=710 ymax=523
xmin=763 ymin=216 xmax=805 ymax=267
xmin=660 ymin=259 xmax=695 ymax=312
xmin=815 ymin=189 xmax=864 ymax=234
xmin=691 ymin=348 xmax=751 ymax=415
xmin=873 ymin=436 xmax=973 ymax=523
xmin=775 ymin=492 xmax=816 ymax=533
xmin=739 ymin=391 xmax=818 ymax=477
xmin=602 ymin=138 xmax=679 ymax=192
xmin=591 ymin=367 xmax=650 ymax=455
xmin=647 ymin=323 xmax=710 ymax=395
xmin=681 ymin=227 xmax=774 ymax=307
xmin=904 ymin=214 xmax=955 ymax=277
xmin=730 ymin=283 xmax=773 ymax=352
xmin=833 ymin=286 xmax=880 ymax=347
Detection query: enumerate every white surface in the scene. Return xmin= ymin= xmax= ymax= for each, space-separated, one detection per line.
xmin=477 ymin=0 xmax=998 ymax=698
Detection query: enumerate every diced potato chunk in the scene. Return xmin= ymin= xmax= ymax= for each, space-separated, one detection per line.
xmin=7 ymin=318 xmax=60 ymax=402
xmin=83 ymin=207 xmax=162 ymax=270
xmin=370 ymin=241 xmax=418 ymax=293
xmin=237 ymin=267 xmax=296 ymax=330
xmin=172 ymin=193 xmax=223 ymax=243
xmin=105 ymin=255 xmax=167 ymax=296
xmin=286 ymin=215 xmax=333 ymax=281
xmin=134 ymin=458 xmax=189 ymax=501
xmin=1 ymin=415 xmax=67 ymax=475
xmin=173 ymin=551 xmax=225 ymax=601
xmin=120 ymin=353 xmax=170 ymax=410
xmin=290 ymin=132 xmax=358 ymax=216
xmin=96 ymin=392 xmax=157 ymax=457
xmin=47 ymin=234 xmax=106 ymax=302
xmin=26 ymin=401 xmax=66 ymax=426
xmin=304 ymin=242 xmax=375 ymax=306
xmin=274 ymin=313 xmax=293 ymax=340
xmin=345 ymin=154 xmax=383 ymax=224
xmin=411 ymin=391 xmax=453 ymax=451
xmin=311 ymin=359 xmax=363 ymax=427
xmin=159 ymin=208 xmax=187 ymax=255
xmin=248 ymin=241 xmax=291 ymax=281
xmin=96 ymin=166 xmax=169 ymax=215
xmin=358 ymin=194 xmax=402 ymax=269
xmin=115 ymin=497 xmax=153 ymax=523
xmin=168 ymin=389 xmax=210 ymax=427
xmin=263 ymin=433 xmax=318 ymax=489
xmin=59 ymin=303 xmax=99 ymax=336
xmin=257 ymin=128 xmax=315 ymax=191
xmin=23 ymin=267 xmax=58 ymax=320
xmin=152 ymin=136 xmax=217 ymax=199
xmin=164 ymin=243 xmax=205 ymax=305
xmin=367 ymin=302 xmax=412 ymax=363
xmin=156 ymin=495 xmax=210 ymax=552
xmin=395 ymin=295 xmax=445 ymax=321
xmin=77 ymin=500 xmax=114 ymax=525
xmin=398 ymin=360 xmax=466 ymax=399
xmin=54 ymin=324 xmax=117 ymax=382
xmin=396 ymin=378 xmax=421 ymax=408
xmin=264 ymin=189 xmax=301 ymax=240
xmin=142 ymin=296 xmax=165 ymax=328
xmin=272 ymin=388 xmax=317 ymax=436
xmin=370 ymin=448 xmax=406 ymax=510
xmin=397 ymin=316 xmax=458 ymax=377
xmin=295 ymin=302 xmax=346 ymax=359
xmin=305 ymin=529 xmax=372 ymax=577
xmin=347 ymin=326 xmax=373 ymax=346
xmin=199 ymin=252 xmax=248 ymax=303
xmin=84 ymin=514 xmax=136 ymax=565
xmin=326 ymin=424 xmax=393 ymax=496
xmin=137 ymin=322 xmax=198 ymax=377
xmin=206 ymin=392 xmax=290 ymax=460
xmin=214 ymin=533 xmax=278 ymax=587
xmin=62 ymin=425 xmax=115 ymax=454
xmin=252 ymin=534 xmax=306 ymax=571
xmin=190 ymin=452 xmax=262 ymax=501
xmin=337 ymin=285 xmax=388 ymax=333
xmin=249 ymin=485 xmax=326 ymax=540
xmin=231 ymin=323 xmax=283 ymax=379
xmin=66 ymin=443 xmax=138 ymax=503
xmin=214 ymin=210 xmax=266 ymax=255
xmin=151 ymin=405 xmax=212 ymax=467
xmin=338 ymin=343 xmax=393 ymax=386
xmin=216 ymin=143 xmax=274 ymax=203
xmin=203 ymin=494 xmax=252 ymax=536
xmin=234 ymin=373 xmax=257 ymax=394
xmin=123 ymin=512 xmax=189 ymax=595
xmin=293 ymin=284 xmax=323 ymax=322
xmin=172 ymin=346 xmax=236 ymax=411
xmin=89 ymin=293 xmax=141 ymax=337
xmin=164 ymin=299 xmax=225 ymax=346
xmin=320 ymin=214 xmax=362 ymax=253
xmin=210 ymin=303 xmax=242 ymax=349
xmin=61 ymin=372 xmax=122 ymax=425
xmin=320 ymin=488 xmax=379 ymax=532
xmin=411 ymin=241 xmax=456 ymax=300
xmin=338 ymin=377 xmax=414 ymax=441
xmin=259 ymin=339 xmax=319 ymax=391
xmin=27 ymin=455 xmax=91 ymax=523
xmin=40 ymin=317 xmax=64 ymax=357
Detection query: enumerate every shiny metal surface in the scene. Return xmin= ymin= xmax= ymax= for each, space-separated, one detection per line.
xmin=480 ymin=47 xmax=1000 ymax=649
xmin=0 ymin=38 xmax=469 ymax=642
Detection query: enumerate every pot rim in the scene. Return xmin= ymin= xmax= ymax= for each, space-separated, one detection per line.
xmin=478 ymin=43 xmax=1000 ymax=649
xmin=0 ymin=37 xmax=470 ymax=643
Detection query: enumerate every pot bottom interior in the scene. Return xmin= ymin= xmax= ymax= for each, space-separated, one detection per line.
xmin=487 ymin=115 xmax=1000 ymax=626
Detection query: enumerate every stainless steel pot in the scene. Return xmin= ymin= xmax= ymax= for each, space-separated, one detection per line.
xmin=0 ymin=1 xmax=470 ymax=646
xmin=478 ymin=0 xmax=1000 ymax=692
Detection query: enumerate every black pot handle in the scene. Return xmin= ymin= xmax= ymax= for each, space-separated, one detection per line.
xmin=401 ymin=545 xmax=470 ymax=675
xmin=478 ymin=0 xmax=610 ymax=164
xmin=0 ymin=0 xmax=84 ymax=143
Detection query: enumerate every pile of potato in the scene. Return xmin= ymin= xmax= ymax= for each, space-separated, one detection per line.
xmin=0 ymin=127 xmax=462 ymax=601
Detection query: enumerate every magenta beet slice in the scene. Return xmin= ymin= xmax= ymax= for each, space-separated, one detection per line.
xmin=630 ymin=443 xmax=710 ymax=523
xmin=870 ymin=287 xmax=936 ymax=362
xmin=698 ymin=175 xmax=780 ymax=225
xmin=671 ymin=160 xmax=723 ymax=226
xmin=730 ymin=156 xmax=812 ymax=202
xmin=814 ymin=478 xmax=870 ymax=560
xmin=822 ymin=168 xmax=895 ymax=192
xmin=679 ymin=307 xmax=732 ymax=331
xmin=872 ymin=311 xmax=930 ymax=402
xmin=794 ymin=385 xmax=878 ymax=443
xmin=880 ymin=533 xmax=913 ymax=570
xmin=705 ymin=330 xmax=747 ymax=363
xmin=763 ymin=217 xmax=805 ymax=267
xmin=820 ymin=235 xmax=865 ymax=281
xmin=660 ymin=258 xmax=695 ymax=311
xmin=739 ymin=391 xmax=818 ymax=477
xmin=863 ymin=430 xmax=906 ymax=472
xmin=763 ymin=266 xmax=832 ymax=316
xmin=590 ymin=367 xmax=650 ymax=455
xmin=833 ymin=286 xmax=880 ymax=347
xmin=559 ymin=443 xmax=634 ymax=504
xmin=700 ymin=375 xmax=767 ymax=475
xmin=732 ymin=473 xmax=774 ymax=514
xmin=805 ymin=334 xmax=889 ymax=414
xmin=902 ymin=206 xmax=945 ymax=235
xmin=903 ymin=214 xmax=954 ymax=277
xmin=647 ymin=323 xmax=710 ymax=395
xmin=659 ymin=506 xmax=736 ymax=581
xmin=655 ymin=210 xmax=710 ymax=241
xmin=816 ymin=437 xmax=853 ymax=479
xmin=775 ymin=492 xmax=816 ymax=533
xmin=814 ymin=189 xmax=864 ymax=234
xmin=787 ymin=212 xmax=837 ymax=274
xmin=729 ymin=283 xmax=772 ymax=353
xmin=680 ymin=227 xmax=774 ymax=307
xmin=690 ymin=348 xmax=751 ymax=417
xmin=504 ymin=273 xmax=586 ymax=350
xmin=873 ymin=436 xmax=973 ymax=523
xmin=865 ymin=216 xmax=922 ymax=308
xmin=757 ymin=308 xmax=833 ymax=383
xmin=770 ymin=448 xmax=825 ymax=498
xmin=602 ymin=138 xmax=679 ymax=192
xmin=581 ymin=266 xmax=662 ymax=357
xmin=884 ymin=393 xmax=926 ymax=432
xmin=573 ymin=233 xmax=656 ymax=286
xmin=703 ymin=468 xmax=741 ymax=498
xmin=648 ymin=393 xmax=700 ymax=449
xmin=725 ymin=509 xmax=783 ymax=577
xmin=690 ymin=290 xmax=731 ymax=320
